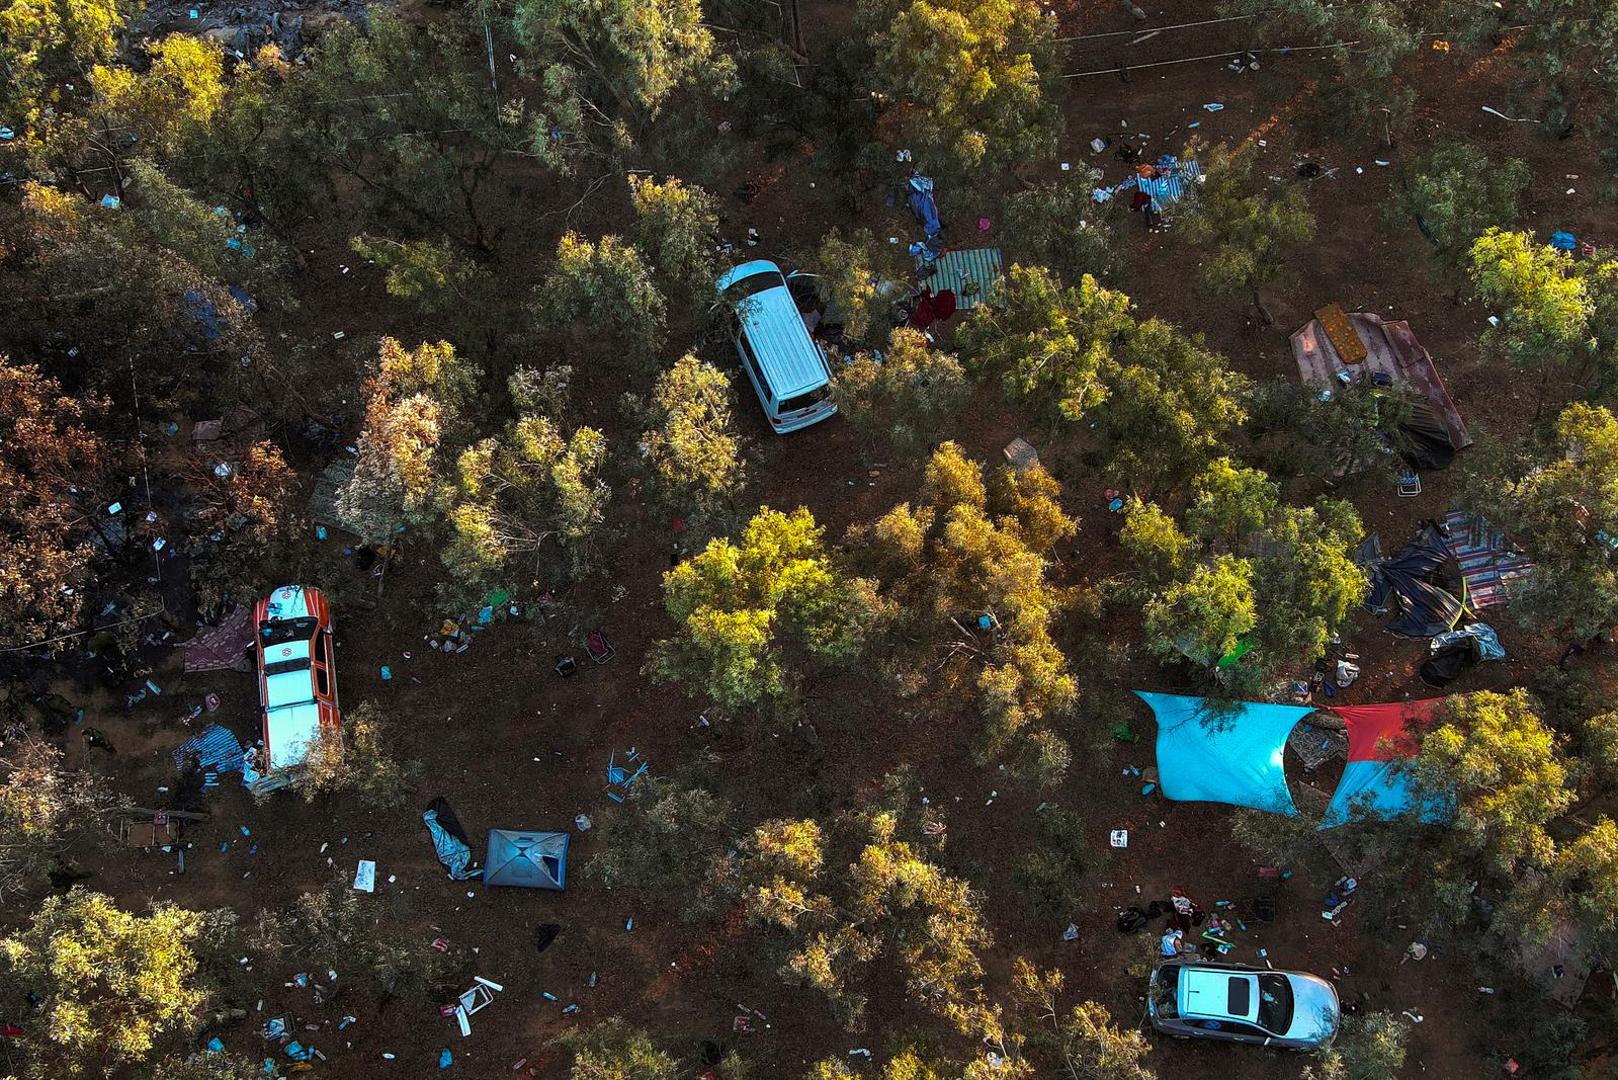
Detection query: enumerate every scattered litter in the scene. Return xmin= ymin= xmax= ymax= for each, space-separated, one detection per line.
xmin=574 ymin=814 xmax=592 ymax=832
xmin=1062 ymin=923 xmax=1079 ymax=941
xmin=353 ymin=860 xmax=377 ymax=893
xmin=100 ymin=194 xmax=121 ymax=209
xmin=1110 ymin=829 xmax=1129 ymax=848
xmin=1481 ymin=105 xmax=1539 ymax=123
xmin=439 ymin=1047 xmax=453 ymax=1068
xmin=380 ymin=666 xmax=393 ymax=681
xmin=1203 ymin=102 xmax=1224 ymax=112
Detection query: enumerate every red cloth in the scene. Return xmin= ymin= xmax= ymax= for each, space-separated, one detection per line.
xmin=931 ymin=289 xmax=957 ymax=322
xmin=1131 ymin=191 xmax=1152 ymax=212
xmin=1330 ymin=699 xmax=1444 ymax=762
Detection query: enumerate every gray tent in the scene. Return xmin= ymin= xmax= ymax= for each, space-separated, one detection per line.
xmin=483 ymin=829 xmax=569 ymax=890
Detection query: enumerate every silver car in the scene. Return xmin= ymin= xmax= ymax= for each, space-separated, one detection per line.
xmin=1148 ymin=961 xmax=1340 ymax=1051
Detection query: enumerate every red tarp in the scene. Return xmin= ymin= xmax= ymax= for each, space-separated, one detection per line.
xmin=1331 ymin=699 xmax=1443 ymax=762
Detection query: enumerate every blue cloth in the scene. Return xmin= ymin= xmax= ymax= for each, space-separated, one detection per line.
xmin=172 ymin=724 xmax=247 ymax=773
xmin=423 ymin=804 xmax=479 ymax=881
xmin=1321 ymin=759 xmax=1454 ymax=828
xmin=1135 ymin=691 xmax=1314 ymax=814
xmin=1550 ymin=230 xmax=1577 ymax=251
xmin=908 ymin=174 xmax=942 ymax=238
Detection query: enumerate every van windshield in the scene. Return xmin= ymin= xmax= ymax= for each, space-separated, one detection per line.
xmin=780 ymin=384 xmax=830 ymax=413
xmin=724 ymin=270 xmax=785 ymax=303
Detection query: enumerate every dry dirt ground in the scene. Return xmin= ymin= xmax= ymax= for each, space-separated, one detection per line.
xmin=16 ymin=1 xmax=1618 ymax=1077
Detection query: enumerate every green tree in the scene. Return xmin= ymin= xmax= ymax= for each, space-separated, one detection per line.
xmin=513 ymin=0 xmax=736 ymax=173
xmin=89 ymin=33 xmax=228 ymax=164
xmin=626 ymin=353 xmax=745 ymax=530
xmin=648 ymin=507 xmax=881 ymax=712
xmin=299 ymin=701 xmax=419 ymax=808
xmin=1185 ymin=457 xmax=1277 ymax=547
xmin=740 ymin=787 xmax=988 ymax=1030
xmin=859 ymin=0 xmax=1059 ymax=176
xmin=849 ymin=443 xmax=1078 ymax=782
xmin=0 ymin=356 xmax=109 ymax=647
xmin=350 ymin=234 xmax=499 ymax=352
xmin=831 ymin=327 xmax=968 ymax=453
xmin=1181 ymin=143 xmax=1315 ymax=322
xmin=556 ymin=1017 xmax=678 ymax=1080
xmin=1099 ymin=319 xmax=1249 ymax=487
xmin=1000 ymin=171 xmax=1116 ymax=286
xmin=0 ymin=738 xmax=119 ymax=900
xmin=1388 ymin=141 xmax=1530 ymax=286
xmin=1144 ymin=553 xmax=1256 ymax=667
xmin=258 ymin=878 xmax=456 ymax=1001
xmin=0 ymin=889 xmax=210 ymax=1078
xmin=1469 ymin=228 xmax=1600 ymax=411
xmin=1221 ymin=0 xmax=1418 ymax=139
xmin=534 ymin=232 xmax=668 ymax=369
xmin=1462 ymin=403 xmax=1618 ymax=635
xmin=1248 ymin=377 xmax=1415 ymax=482
xmin=958 ymin=264 xmax=1133 ymax=424
xmin=293 ymin=15 xmax=522 ymax=248
xmin=588 ymin=776 xmax=732 ymax=919
xmin=629 ymin=174 xmax=719 ymax=304
xmin=0 ymin=0 xmax=137 ymax=180
xmin=1404 ymin=690 xmax=1572 ymax=928
xmin=811 ymin=228 xmax=905 ymax=345
xmin=339 ymin=338 xmax=476 ymax=546
xmin=1309 ymin=1011 xmax=1410 ymax=1080
xmin=443 ymin=377 xmax=610 ymax=587
xmin=1118 ymin=499 xmax=1192 ymax=582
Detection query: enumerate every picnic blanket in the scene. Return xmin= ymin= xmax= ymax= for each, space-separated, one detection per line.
xmin=1441 ymin=510 xmax=1534 ymax=609
xmin=183 ymin=606 xmax=253 ymax=673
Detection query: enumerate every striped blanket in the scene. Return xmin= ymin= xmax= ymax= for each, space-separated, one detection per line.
xmin=1442 ymin=510 xmax=1534 ymax=609
xmin=1114 ymin=157 xmax=1203 ymax=207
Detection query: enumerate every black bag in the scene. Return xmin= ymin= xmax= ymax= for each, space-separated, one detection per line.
xmin=1117 ymin=907 xmax=1149 ymax=933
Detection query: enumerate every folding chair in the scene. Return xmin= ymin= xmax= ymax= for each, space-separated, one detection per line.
xmin=1397 ymin=467 xmax=1421 ymax=497
xmin=586 ymin=629 xmax=615 ymax=664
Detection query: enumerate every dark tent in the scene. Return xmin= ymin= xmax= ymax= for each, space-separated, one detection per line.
xmin=1364 ymin=524 xmax=1469 ymax=638
xmin=1398 ymin=401 xmax=1456 ymax=470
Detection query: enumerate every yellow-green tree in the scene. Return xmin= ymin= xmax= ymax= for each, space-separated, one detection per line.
xmin=861 ymin=0 xmax=1059 ymax=176
xmin=647 ymin=507 xmax=882 ymax=712
xmin=1181 ymin=143 xmax=1315 ymax=323
xmin=850 ymin=443 xmax=1077 ymax=783
xmin=0 ymin=889 xmax=210 ymax=1077
xmin=627 ymin=353 xmax=746 ymax=530
xmin=339 ymin=338 xmax=476 ymax=545
xmin=629 ymin=174 xmax=720 ymax=304
xmin=0 ymin=738 xmax=118 ymax=900
xmin=831 ymin=327 xmax=968 ymax=453
xmin=534 ymin=232 xmax=668 ymax=369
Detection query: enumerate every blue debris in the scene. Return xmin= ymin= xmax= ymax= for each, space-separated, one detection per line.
xmin=1551 ymin=230 xmax=1578 ymax=251
xmin=438 ymin=1048 xmax=453 ymax=1069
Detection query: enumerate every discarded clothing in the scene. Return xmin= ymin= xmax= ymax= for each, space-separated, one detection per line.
xmin=908 ymin=174 xmax=942 ymax=238
xmin=423 ymin=798 xmax=481 ymax=881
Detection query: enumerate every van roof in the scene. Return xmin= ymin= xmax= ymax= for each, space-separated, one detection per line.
xmin=718 ymin=260 xmax=829 ymax=398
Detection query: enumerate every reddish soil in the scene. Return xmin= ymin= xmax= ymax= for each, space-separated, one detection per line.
xmin=17 ymin=2 xmax=1618 ymax=1077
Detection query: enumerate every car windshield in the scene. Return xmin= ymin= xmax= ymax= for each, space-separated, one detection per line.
xmin=261 ymin=616 xmax=317 ymax=646
xmin=780 ymin=384 xmax=830 ymax=414
xmin=1257 ymin=973 xmax=1294 ymax=1034
xmin=724 ymin=270 xmax=784 ymax=303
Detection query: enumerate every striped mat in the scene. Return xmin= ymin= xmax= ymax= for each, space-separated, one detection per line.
xmin=1115 ymin=157 xmax=1203 ymax=207
xmin=172 ymin=723 xmax=248 ymax=773
xmin=1441 ymin=510 xmax=1534 ymax=609
xmin=929 ymin=247 xmax=1004 ymax=310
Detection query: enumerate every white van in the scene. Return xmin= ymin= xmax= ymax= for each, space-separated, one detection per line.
xmin=717 ymin=260 xmax=837 ymax=433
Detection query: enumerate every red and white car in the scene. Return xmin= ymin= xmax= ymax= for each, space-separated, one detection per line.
xmin=254 ymin=585 xmax=340 ymax=774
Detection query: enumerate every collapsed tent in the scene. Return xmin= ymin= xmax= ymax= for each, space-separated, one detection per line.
xmin=1362 ymin=523 xmax=1469 ymax=637
xmin=483 ymin=829 xmax=569 ymax=890
xmin=1320 ymin=700 xmax=1455 ymax=828
xmin=1134 ymin=692 xmax=1316 ymax=815
xmin=423 ymin=798 xmax=480 ymax=881
xmin=1420 ymin=622 xmax=1506 ymax=689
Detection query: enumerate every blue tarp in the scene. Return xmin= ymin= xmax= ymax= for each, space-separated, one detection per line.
xmin=1319 ymin=701 xmax=1456 ymax=828
xmin=172 ymin=724 xmax=247 ymax=773
xmin=1135 ymin=691 xmax=1313 ymax=815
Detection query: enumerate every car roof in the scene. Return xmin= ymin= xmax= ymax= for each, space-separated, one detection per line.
xmin=717 ymin=261 xmax=829 ymax=398
xmin=1178 ymin=967 xmax=1259 ymax=1023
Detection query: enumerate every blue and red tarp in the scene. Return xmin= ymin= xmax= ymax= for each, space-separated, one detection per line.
xmin=1134 ymin=691 xmax=1315 ymax=815
xmin=1320 ymin=699 xmax=1455 ymax=828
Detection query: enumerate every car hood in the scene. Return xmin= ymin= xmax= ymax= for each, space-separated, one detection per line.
xmin=1283 ymin=975 xmax=1341 ymax=1043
